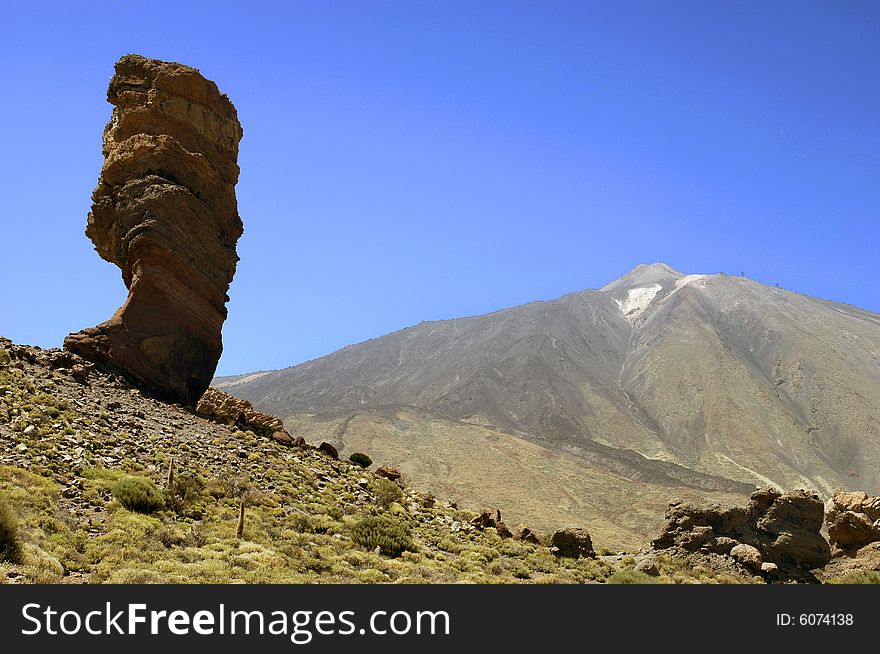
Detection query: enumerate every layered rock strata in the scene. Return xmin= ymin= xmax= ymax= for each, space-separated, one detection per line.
xmin=65 ymin=54 xmax=243 ymax=406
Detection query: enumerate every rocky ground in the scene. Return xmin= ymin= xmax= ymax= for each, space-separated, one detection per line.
xmin=0 ymin=337 xmax=875 ymax=584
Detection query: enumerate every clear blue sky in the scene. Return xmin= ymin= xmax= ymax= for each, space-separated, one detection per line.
xmin=1 ymin=1 xmax=878 ymax=375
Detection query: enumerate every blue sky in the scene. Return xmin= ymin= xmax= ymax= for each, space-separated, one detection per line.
xmin=1 ymin=1 xmax=878 ymax=375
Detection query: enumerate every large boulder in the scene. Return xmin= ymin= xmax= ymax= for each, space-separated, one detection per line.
xmin=551 ymin=527 xmax=594 ymax=558
xmin=652 ymin=487 xmax=831 ymax=578
xmin=64 ymin=54 xmax=244 ymax=406
xmin=825 ymin=490 xmax=880 ymax=554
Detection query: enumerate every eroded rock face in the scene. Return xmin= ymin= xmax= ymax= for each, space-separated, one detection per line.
xmin=651 ymin=488 xmax=831 ymax=579
xmin=195 ymin=388 xmax=291 ymax=442
xmin=825 ymin=491 xmax=880 ymax=555
xmin=64 ymin=54 xmax=243 ymax=406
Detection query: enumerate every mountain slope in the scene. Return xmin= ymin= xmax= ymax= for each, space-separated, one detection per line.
xmin=218 ymin=264 xmax=880 ymax=543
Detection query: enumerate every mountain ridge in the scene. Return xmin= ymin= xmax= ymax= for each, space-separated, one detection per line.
xmin=218 ymin=263 xmax=880 ymax=543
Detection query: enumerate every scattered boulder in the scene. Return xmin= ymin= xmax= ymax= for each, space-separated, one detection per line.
xmin=290 ymin=435 xmax=306 ymax=448
xmin=470 ymin=509 xmax=513 ymax=538
xmin=375 ymin=466 xmax=402 ymax=482
xmin=471 ymin=509 xmax=503 ymax=530
xmin=551 ymin=527 xmax=594 ymax=558
xmin=64 ymin=54 xmax=244 ymax=406
xmin=495 ymin=522 xmax=513 ymax=539
xmin=270 ymin=431 xmax=294 ymax=446
xmin=513 ymin=524 xmax=542 ymax=545
xmin=729 ymin=543 xmax=762 ymax=572
xmin=318 ymin=442 xmax=339 ymax=459
xmin=70 ymin=363 xmax=93 ymax=384
xmin=825 ymin=490 xmax=880 ymax=555
xmin=652 ymin=487 xmax=830 ymax=579
xmin=761 ymin=562 xmax=779 ymax=575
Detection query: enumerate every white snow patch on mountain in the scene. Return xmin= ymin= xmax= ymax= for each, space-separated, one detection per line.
xmin=615 ymin=284 xmax=662 ymax=322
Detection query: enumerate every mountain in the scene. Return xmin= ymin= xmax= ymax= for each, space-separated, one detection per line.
xmin=217 ymin=263 xmax=880 ymax=547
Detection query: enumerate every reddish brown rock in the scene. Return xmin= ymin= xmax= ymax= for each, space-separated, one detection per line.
xmin=513 ymin=524 xmax=542 ymax=545
xmin=195 ymin=387 xmax=289 ymax=439
xmin=375 ymin=466 xmax=402 ymax=482
xmin=470 ymin=509 xmax=512 ymax=538
xmin=471 ymin=508 xmax=504 ymax=530
xmin=64 ymin=54 xmax=243 ymax=406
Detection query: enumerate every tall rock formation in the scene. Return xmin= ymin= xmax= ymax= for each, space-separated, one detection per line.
xmin=65 ymin=54 xmax=243 ymax=406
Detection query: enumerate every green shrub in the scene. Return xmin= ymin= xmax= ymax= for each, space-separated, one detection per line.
xmin=349 ymin=452 xmax=373 ymax=468
xmin=0 ymin=496 xmax=22 ymax=563
xmin=112 ymin=477 xmax=165 ymax=514
xmin=607 ymin=569 xmax=661 ymax=584
xmin=829 ymin=571 xmax=880 ymax=585
xmin=371 ymin=477 xmax=403 ymax=509
xmin=350 ymin=516 xmax=413 ymax=557
xmin=165 ymin=474 xmax=205 ymax=515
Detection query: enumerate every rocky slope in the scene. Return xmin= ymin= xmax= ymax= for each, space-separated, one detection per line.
xmin=0 ymin=337 xmax=641 ymax=584
xmin=65 ymin=54 xmax=244 ymax=406
xmin=219 ymin=263 xmax=880 ymax=545
xmin=2 ymin=337 xmax=876 ymax=584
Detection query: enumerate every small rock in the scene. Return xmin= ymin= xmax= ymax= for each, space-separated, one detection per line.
xmin=23 ymin=425 xmax=35 ymax=435
xmin=634 ymin=555 xmax=660 ymax=577
xmin=495 ymin=521 xmax=513 ymax=539
xmin=270 ymin=430 xmax=294 ymax=446
xmin=375 ymin=466 xmax=402 ymax=482
xmin=513 ymin=524 xmax=542 ymax=545
xmin=471 ymin=509 xmax=503 ymax=530
xmin=318 ymin=442 xmax=339 ymax=459
xmin=761 ymin=562 xmax=779 ymax=574
xmin=450 ymin=521 xmax=461 ymax=532
xmin=70 ymin=364 xmax=92 ymax=383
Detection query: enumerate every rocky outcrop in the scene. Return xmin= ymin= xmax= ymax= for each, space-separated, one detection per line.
xmin=471 ymin=509 xmax=513 ymax=538
xmin=64 ymin=54 xmax=243 ymax=406
xmin=825 ymin=491 xmax=880 ymax=555
xmin=551 ymin=527 xmax=594 ymax=558
xmin=652 ymin=488 xmax=831 ymax=578
xmin=196 ymin=387 xmax=295 ymax=445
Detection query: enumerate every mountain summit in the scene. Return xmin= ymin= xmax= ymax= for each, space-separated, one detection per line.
xmin=601 ymin=262 xmax=684 ymax=291
xmin=218 ymin=265 xmax=880 ymax=545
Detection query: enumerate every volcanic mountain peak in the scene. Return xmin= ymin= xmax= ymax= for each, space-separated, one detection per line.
xmin=218 ymin=262 xmax=880 ymax=544
xmin=600 ymin=263 xmax=688 ymax=323
xmin=601 ymin=262 xmax=684 ymax=292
